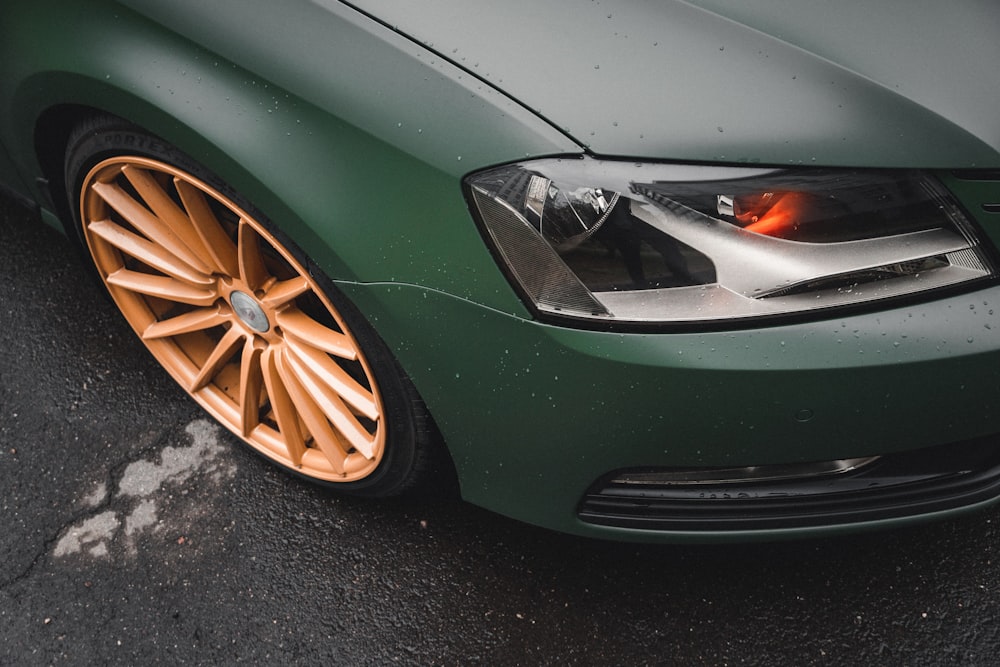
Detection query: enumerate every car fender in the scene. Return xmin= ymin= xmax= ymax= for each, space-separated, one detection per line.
xmin=0 ymin=0 xmax=578 ymax=315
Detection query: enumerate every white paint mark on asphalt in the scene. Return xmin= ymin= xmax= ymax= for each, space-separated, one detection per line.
xmin=81 ymin=482 xmax=108 ymax=508
xmin=119 ymin=420 xmax=231 ymax=497
xmin=53 ymin=419 xmax=237 ymax=560
xmin=53 ymin=511 xmax=119 ymax=557
xmin=125 ymin=498 xmax=158 ymax=537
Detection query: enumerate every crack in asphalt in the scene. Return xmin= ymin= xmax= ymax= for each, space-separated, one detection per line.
xmin=0 ymin=430 xmax=172 ymax=590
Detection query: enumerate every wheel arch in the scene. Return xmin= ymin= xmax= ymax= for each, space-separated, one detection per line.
xmin=17 ymin=68 xmax=478 ymax=494
xmin=28 ymin=87 xmax=344 ymax=279
xmin=27 ymin=82 xmax=470 ymax=495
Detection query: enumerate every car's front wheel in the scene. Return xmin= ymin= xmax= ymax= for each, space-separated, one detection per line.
xmin=64 ymin=117 xmax=433 ymax=496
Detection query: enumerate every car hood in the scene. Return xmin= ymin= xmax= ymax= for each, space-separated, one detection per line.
xmin=348 ymin=0 xmax=1000 ymax=168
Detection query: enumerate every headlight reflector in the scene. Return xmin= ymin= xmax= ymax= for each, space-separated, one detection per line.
xmin=466 ymin=159 xmax=994 ymax=325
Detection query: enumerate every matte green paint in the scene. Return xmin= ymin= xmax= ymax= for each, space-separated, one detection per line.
xmin=343 ymin=280 xmax=1000 ymax=538
xmin=2 ymin=0 xmax=999 ymax=541
xmin=0 ymin=0 xmax=575 ymax=315
xmin=349 ymin=0 xmax=1000 ymax=168
xmin=687 ymin=0 xmax=1000 ymax=161
xmin=121 ymin=0 xmax=578 ymax=173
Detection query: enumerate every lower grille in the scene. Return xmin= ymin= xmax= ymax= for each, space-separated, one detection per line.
xmin=578 ymin=433 xmax=1000 ymax=531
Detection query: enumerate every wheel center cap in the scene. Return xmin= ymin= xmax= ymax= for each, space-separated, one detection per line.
xmin=230 ymin=291 xmax=270 ymax=332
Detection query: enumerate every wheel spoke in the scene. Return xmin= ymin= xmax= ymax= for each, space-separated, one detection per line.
xmin=274 ymin=350 xmax=349 ymax=474
xmin=189 ymin=326 xmax=244 ymax=392
xmin=239 ymin=337 xmax=266 ymax=437
xmin=261 ymin=347 xmax=307 ymax=466
xmin=284 ymin=348 xmax=376 ymax=459
xmin=261 ymin=276 xmax=311 ymax=309
xmin=143 ymin=306 xmax=230 ymax=339
xmin=237 ymin=221 xmax=269 ymax=291
xmin=106 ymin=268 xmax=218 ymax=306
xmin=175 ymin=179 xmax=240 ymax=277
xmin=285 ymin=336 xmax=378 ymax=421
xmin=88 ymin=219 xmax=214 ymax=286
xmin=90 ymin=180 xmax=213 ymax=274
xmin=121 ymin=165 xmax=217 ymax=271
xmin=88 ymin=228 xmax=126 ymax=273
xmin=275 ymin=309 xmax=357 ymax=360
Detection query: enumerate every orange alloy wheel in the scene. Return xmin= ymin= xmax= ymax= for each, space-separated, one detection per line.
xmin=77 ymin=156 xmax=387 ymax=482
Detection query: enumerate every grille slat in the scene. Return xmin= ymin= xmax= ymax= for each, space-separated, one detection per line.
xmin=578 ymin=433 xmax=1000 ymax=531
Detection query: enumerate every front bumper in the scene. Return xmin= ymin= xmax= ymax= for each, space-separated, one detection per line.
xmin=342 ymin=279 xmax=1000 ymax=542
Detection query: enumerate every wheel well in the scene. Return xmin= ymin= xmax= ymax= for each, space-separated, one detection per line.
xmin=33 ymin=104 xmax=104 ymax=241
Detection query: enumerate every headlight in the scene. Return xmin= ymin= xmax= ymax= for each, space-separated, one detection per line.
xmin=465 ymin=158 xmax=995 ymax=325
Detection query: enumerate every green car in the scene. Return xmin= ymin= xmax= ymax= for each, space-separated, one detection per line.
xmin=1 ymin=0 xmax=998 ymax=542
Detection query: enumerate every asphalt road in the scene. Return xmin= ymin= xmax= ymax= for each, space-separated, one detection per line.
xmin=3 ymin=192 xmax=1000 ymax=666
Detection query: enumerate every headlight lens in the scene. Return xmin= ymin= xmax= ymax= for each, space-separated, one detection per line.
xmin=465 ymin=158 xmax=995 ymax=324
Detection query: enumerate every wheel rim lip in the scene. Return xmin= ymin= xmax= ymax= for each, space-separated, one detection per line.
xmin=78 ymin=155 xmax=387 ymax=482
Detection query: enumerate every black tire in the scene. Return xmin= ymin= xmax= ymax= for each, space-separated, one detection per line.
xmin=65 ymin=115 xmax=436 ymax=497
